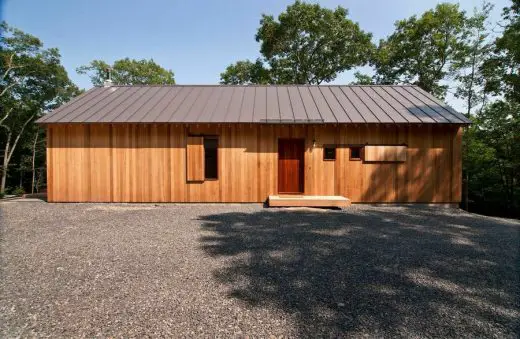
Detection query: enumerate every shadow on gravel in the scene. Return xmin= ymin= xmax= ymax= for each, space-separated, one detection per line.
xmin=199 ymin=207 xmax=520 ymax=337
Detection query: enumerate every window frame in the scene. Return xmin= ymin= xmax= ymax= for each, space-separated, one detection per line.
xmin=349 ymin=146 xmax=363 ymax=161
xmin=323 ymin=146 xmax=336 ymax=161
xmin=363 ymin=145 xmax=407 ymax=162
xmin=203 ymin=136 xmax=219 ymax=180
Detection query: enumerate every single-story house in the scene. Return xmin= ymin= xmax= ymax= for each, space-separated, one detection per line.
xmin=36 ymin=84 xmax=470 ymax=206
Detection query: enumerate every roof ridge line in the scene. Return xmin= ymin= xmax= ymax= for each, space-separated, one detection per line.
xmin=95 ymin=84 xmax=420 ymax=88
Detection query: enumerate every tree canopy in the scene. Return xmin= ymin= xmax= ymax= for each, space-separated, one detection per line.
xmin=453 ymin=3 xmax=494 ymax=115
xmin=371 ymin=3 xmax=470 ymax=98
xmin=220 ymin=1 xmax=373 ymax=85
xmin=349 ymin=72 xmax=374 ymax=85
xmin=77 ymin=58 xmax=175 ymax=86
xmin=464 ymin=0 xmax=520 ymax=216
xmin=482 ymin=0 xmax=520 ymax=102
xmin=219 ymin=59 xmax=271 ymax=85
xmin=464 ymin=100 xmax=520 ymax=215
xmin=0 ymin=21 xmax=79 ymax=194
xmin=1 ymin=0 xmax=519 ymax=217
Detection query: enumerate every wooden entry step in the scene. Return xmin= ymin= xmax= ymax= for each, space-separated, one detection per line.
xmin=268 ymin=195 xmax=351 ymax=208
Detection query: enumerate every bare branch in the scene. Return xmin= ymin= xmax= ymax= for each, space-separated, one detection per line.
xmin=0 ymin=107 xmax=14 ymax=126
xmin=1 ymin=53 xmax=15 ymax=81
xmin=4 ymin=113 xmax=36 ymax=165
xmin=31 ymin=130 xmax=39 ymax=194
xmin=0 ymin=82 xmax=17 ymax=98
xmin=1 ymin=69 xmax=37 ymax=98
xmin=1 ymin=53 xmax=26 ymax=83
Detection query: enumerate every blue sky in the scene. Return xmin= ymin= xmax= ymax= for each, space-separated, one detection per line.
xmin=1 ymin=0 xmax=510 ymax=109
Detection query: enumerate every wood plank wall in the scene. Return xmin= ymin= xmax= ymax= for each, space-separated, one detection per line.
xmin=186 ymin=136 xmax=204 ymax=181
xmin=46 ymin=124 xmax=462 ymax=203
xmin=364 ymin=145 xmax=407 ymax=162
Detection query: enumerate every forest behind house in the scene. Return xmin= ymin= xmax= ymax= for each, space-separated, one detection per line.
xmin=1 ymin=1 xmax=518 ymax=218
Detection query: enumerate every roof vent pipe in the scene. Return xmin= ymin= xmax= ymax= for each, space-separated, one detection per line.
xmin=103 ymin=67 xmax=113 ymax=87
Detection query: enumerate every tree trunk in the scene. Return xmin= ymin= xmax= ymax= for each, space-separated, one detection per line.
xmin=31 ymin=130 xmax=39 ymax=194
xmin=0 ymin=170 xmax=6 ymax=195
xmin=463 ymin=173 xmax=469 ymax=211
xmin=0 ymin=112 xmax=36 ymax=194
xmin=464 ymin=172 xmax=469 ymax=212
xmin=1 ymin=133 xmax=12 ymax=194
xmin=35 ymin=169 xmax=42 ymax=193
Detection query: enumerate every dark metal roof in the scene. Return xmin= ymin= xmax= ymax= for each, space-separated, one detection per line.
xmin=37 ymin=85 xmax=471 ymax=124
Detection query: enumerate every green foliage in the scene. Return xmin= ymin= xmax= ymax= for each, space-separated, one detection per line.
xmin=454 ymin=3 xmax=494 ymax=115
xmin=220 ymin=59 xmax=271 ymax=85
xmin=369 ymin=0 xmax=520 ymax=217
xmin=1 ymin=21 xmax=79 ymax=194
xmin=350 ymin=72 xmax=374 ymax=85
xmin=464 ymin=100 xmax=520 ymax=216
xmin=0 ymin=2 xmax=518 ymax=218
xmin=220 ymin=1 xmax=374 ymax=85
xmin=77 ymin=58 xmax=175 ymax=86
xmin=218 ymin=0 xmax=518 ymax=218
xmin=12 ymin=186 xmax=25 ymax=195
xmin=257 ymin=1 xmax=373 ymax=84
xmin=372 ymin=3 xmax=469 ymax=98
xmin=459 ymin=0 xmax=520 ymax=217
xmin=1 ymin=22 xmax=79 ymax=111
xmin=482 ymin=0 xmax=520 ymax=102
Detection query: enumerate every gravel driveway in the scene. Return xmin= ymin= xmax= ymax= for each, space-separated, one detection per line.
xmin=1 ymin=201 xmax=519 ymax=338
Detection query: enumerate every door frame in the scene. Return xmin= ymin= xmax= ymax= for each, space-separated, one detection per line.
xmin=277 ymin=138 xmax=305 ymax=194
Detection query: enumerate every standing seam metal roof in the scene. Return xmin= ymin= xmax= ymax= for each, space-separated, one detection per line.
xmin=36 ymin=85 xmax=471 ymax=124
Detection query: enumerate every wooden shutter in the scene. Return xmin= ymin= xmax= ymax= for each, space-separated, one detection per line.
xmin=186 ymin=136 xmax=204 ymax=181
xmin=364 ymin=145 xmax=407 ymax=162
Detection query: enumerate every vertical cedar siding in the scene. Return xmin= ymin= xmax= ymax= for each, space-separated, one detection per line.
xmin=46 ymin=123 xmax=462 ymax=203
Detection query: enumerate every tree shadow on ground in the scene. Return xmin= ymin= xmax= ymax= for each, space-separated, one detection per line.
xmin=199 ymin=206 xmax=520 ymax=337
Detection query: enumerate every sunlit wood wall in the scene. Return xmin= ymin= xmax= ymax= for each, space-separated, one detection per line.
xmin=46 ymin=124 xmax=462 ymax=203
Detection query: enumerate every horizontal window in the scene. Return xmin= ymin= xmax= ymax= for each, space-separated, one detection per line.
xmin=364 ymin=145 xmax=407 ymax=162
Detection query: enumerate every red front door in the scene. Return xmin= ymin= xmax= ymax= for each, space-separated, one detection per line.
xmin=278 ymin=139 xmax=304 ymax=194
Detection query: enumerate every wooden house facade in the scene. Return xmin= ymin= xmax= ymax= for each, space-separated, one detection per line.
xmin=37 ymin=85 xmax=469 ymax=204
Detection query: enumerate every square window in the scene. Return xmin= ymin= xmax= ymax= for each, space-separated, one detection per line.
xmin=350 ymin=147 xmax=362 ymax=160
xmin=204 ymin=137 xmax=218 ymax=179
xmin=324 ymin=147 xmax=336 ymax=161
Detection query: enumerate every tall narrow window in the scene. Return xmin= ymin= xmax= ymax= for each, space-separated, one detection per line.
xmin=204 ymin=137 xmax=218 ymax=179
